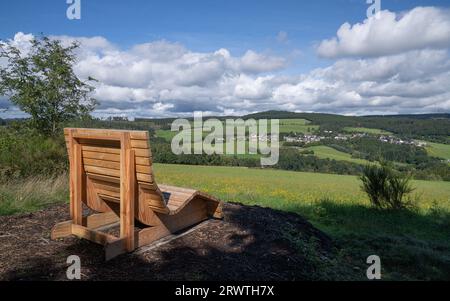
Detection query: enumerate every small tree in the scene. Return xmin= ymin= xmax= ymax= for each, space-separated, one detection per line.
xmin=0 ymin=36 xmax=97 ymax=136
xmin=360 ymin=164 xmax=415 ymax=210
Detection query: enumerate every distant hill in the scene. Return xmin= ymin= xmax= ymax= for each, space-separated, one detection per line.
xmin=242 ymin=111 xmax=450 ymax=143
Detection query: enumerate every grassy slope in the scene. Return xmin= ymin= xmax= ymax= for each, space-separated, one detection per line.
xmin=0 ymin=175 xmax=68 ymax=215
xmin=278 ymin=119 xmax=320 ymax=133
xmin=344 ymin=127 xmax=392 ymax=135
xmin=306 ymin=145 xmax=372 ymax=165
xmin=153 ymin=164 xmax=450 ymax=280
xmin=1 ymin=164 xmax=448 ymax=279
xmin=156 ymin=119 xmax=321 ymax=142
xmin=426 ymin=142 xmax=450 ymax=160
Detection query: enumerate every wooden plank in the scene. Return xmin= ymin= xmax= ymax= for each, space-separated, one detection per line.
xmin=92 ymin=180 xmax=120 ymax=193
xmin=84 ymin=165 xmax=153 ymax=183
xmin=99 ymin=194 xmax=120 ymax=203
xmin=72 ymin=224 xmax=118 ymax=245
xmin=72 ymin=143 xmax=83 ymax=225
xmin=83 ymin=150 xmax=151 ymax=166
xmin=51 ymin=220 xmax=72 ymax=239
xmin=65 ymin=128 xmax=148 ymax=140
xmin=95 ymin=187 xmax=121 ymax=199
xmin=87 ymin=173 xmax=120 ymax=184
xmin=120 ymin=134 xmax=136 ymax=252
xmin=83 ymin=212 xmax=119 ymax=229
xmin=105 ymin=238 xmax=127 ymax=261
xmin=77 ymin=138 xmax=121 ymax=148
xmin=131 ymin=139 xmax=149 ymax=149
xmin=84 ymin=158 xmax=120 ymax=170
xmin=84 ymin=158 xmax=152 ymax=175
xmin=82 ymin=146 xmax=120 ymax=155
xmin=81 ymin=145 xmax=151 ymax=158
xmin=136 ymin=226 xmax=171 ymax=248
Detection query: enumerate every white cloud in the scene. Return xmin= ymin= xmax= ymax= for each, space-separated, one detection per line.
xmin=318 ymin=7 xmax=450 ymax=58
xmin=2 ymin=9 xmax=450 ymax=119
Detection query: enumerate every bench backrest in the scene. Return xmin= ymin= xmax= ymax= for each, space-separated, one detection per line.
xmin=64 ymin=128 xmax=167 ymax=214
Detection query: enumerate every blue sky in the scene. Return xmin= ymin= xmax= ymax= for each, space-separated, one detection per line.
xmin=2 ymin=0 xmax=448 ymax=70
xmin=1 ymin=0 xmax=450 ymax=117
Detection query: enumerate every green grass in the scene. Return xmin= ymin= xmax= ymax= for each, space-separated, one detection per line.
xmin=278 ymin=119 xmax=319 ymax=134
xmin=1 ymin=164 xmax=449 ymax=280
xmin=344 ymin=127 xmax=392 ymax=135
xmin=425 ymin=142 xmax=450 ymax=160
xmin=155 ymin=129 xmax=177 ymax=141
xmin=153 ymin=164 xmax=449 ymax=211
xmin=305 ymin=145 xmax=373 ymax=165
xmin=156 ymin=119 xmax=320 ymax=142
xmin=0 ymin=174 xmax=69 ymax=215
xmin=153 ymin=164 xmax=450 ymax=280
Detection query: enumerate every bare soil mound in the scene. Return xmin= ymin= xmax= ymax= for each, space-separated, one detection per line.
xmin=0 ymin=203 xmax=347 ymax=281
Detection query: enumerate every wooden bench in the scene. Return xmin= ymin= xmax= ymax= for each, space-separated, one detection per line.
xmin=51 ymin=128 xmax=223 ymax=260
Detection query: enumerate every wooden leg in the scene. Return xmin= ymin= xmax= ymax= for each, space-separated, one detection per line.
xmin=51 ymin=221 xmax=73 ymax=239
xmin=105 ymin=238 xmax=128 ymax=261
xmin=120 ymin=142 xmax=136 ymax=252
xmin=72 ymin=143 xmax=83 ymax=225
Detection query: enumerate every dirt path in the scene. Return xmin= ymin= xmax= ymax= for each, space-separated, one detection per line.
xmin=0 ymin=203 xmax=344 ymax=281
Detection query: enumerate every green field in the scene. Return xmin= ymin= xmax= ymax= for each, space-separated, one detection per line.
xmin=278 ymin=119 xmax=319 ymax=134
xmin=152 ymin=164 xmax=450 ymax=280
xmin=425 ymin=142 xmax=450 ymax=160
xmin=155 ymin=129 xmax=177 ymax=141
xmin=1 ymin=163 xmax=449 ymax=279
xmin=343 ymin=127 xmax=392 ymax=135
xmin=153 ymin=164 xmax=449 ymax=212
xmin=156 ymin=119 xmax=320 ymax=142
xmin=305 ymin=145 xmax=372 ymax=165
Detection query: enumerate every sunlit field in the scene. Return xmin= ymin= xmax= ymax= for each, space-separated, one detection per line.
xmin=153 ymin=164 xmax=450 ymax=212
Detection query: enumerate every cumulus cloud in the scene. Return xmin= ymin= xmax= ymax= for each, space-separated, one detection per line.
xmin=317 ymin=7 xmax=450 ymax=58
xmin=2 ymin=10 xmax=450 ymax=119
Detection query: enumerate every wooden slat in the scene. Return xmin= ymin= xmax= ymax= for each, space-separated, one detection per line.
xmin=131 ymin=139 xmax=149 ymax=149
xmin=96 ymin=187 xmax=121 ymax=199
xmin=84 ymin=165 xmax=153 ymax=183
xmin=81 ymin=145 xmax=150 ymax=158
xmin=91 ymin=180 xmax=120 ymax=193
xmin=87 ymin=172 xmax=120 ymax=184
xmin=99 ymin=194 xmax=120 ymax=203
xmin=82 ymin=145 xmax=120 ymax=155
xmin=83 ymin=150 xmax=120 ymax=161
xmin=83 ymin=212 xmax=119 ymax=229
xmin=84 ymin=158 xmax=120 ymax=170
xmin=83 ymin=150 xmax=151 ymax=166
xmin=65 ymin=128 xmax=148 ymax=140
xmin=76 ymin=139 xmax=121 ymax=148
xmin=83 ymin=158 xmax=152 ymax=175
xmin=72 ymin=224 xmax=118 ymax=245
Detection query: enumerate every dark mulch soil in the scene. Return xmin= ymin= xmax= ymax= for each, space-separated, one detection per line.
xmin=0 ymin=203 xmax=346 ymax=281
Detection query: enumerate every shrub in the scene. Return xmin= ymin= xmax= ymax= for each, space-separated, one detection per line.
xmin=0 ymin=126 xmax=67 ymax=181
xmin=360 ymin=164 xmax=415 ymax=210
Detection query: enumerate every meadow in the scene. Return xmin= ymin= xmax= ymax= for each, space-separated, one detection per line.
xmin=152 ymin=164 xmax=450 ymax=280
xmin=343 ymin=127 xmax=392 ymax=135
xmin=425 ymin=141 xmax=450 ymax=160
xmin=1 ymin=163 xmax=449 ymax=279
xmin=305 ymin=145 xmax=372 ymax=165
xmin=278 ymin=118 xmax=319 ymax=133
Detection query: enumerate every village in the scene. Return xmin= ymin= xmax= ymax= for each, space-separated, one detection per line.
xmin=283 ymin=131 xmax=428 ymax=147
